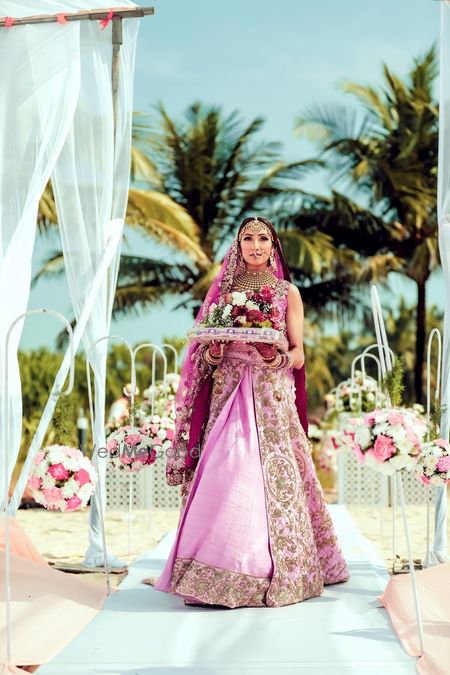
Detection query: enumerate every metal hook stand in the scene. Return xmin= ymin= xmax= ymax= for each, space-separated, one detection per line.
xmin=133 ymin=344 xmax=168 ymax=533
xmin=86 ymin=335 xmax=135 ymax=586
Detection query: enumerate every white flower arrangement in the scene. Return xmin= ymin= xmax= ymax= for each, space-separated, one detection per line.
xmin=342 ymin=408 xmax=427 ymax=475
xmin=414 ymin=438 xmax=450 ymax=487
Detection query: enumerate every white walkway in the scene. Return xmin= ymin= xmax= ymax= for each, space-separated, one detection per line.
xmin=40 ymin=505 xmax=417 ymax=675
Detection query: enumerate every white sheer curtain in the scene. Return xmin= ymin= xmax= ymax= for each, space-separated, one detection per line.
xmin=52 ymin=14 xmax=139 ymax=567
xmin=0 ymin=2 xmax=140 ymax=567
xmin=0 ymin=19 xmax=80 ymax=509
xmin=435 ymin=2 xmax=450 ymax=561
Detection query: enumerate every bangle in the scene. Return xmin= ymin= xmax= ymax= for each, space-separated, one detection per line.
xmin=266 ymin=352 xmax=283 ymax=369
xmin=202 ymin=346 xmax=222 ymax=365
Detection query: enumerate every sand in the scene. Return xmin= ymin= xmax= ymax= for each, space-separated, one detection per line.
xmin=13 ymin=493 xmax=450 ymax=583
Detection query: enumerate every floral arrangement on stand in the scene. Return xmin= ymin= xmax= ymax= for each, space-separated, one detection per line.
xmin=106 ymin=425 xmax=158 ymax=473
xmin=415 ymin=438 xmax=450 ymax=486
xmin=324 ymin=371 xmax=387 ymax=425
xmin=341 ymin=407 xmax=428 ymax=474
xmin=105 ymin=379 xmax=177 ymax=473
xmin=139 ymin=373 xmax=180 ymax=421
xmin=28 ymin=444 xmax=97 ymax=511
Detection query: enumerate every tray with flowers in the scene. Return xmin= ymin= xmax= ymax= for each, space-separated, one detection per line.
xmin=187 ymin=285 xmax=288 ymax=351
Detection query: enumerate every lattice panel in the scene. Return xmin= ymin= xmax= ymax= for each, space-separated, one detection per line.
xmin=337 ymin=447 xmax=437 ymax=505
xmin=105 ymin=456 xmax=181 ymax=510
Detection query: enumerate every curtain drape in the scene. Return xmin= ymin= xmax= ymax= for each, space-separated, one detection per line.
xmin=1 ymin=1 xmax=140 ymax=567
xmin=52 ymin=13 xmax=139 ymax=566
xmin=0 ymin=19 xmax=81 ymax=510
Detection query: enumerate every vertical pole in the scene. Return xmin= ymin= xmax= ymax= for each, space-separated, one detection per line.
xmin=397 ymin=471 xmax=425 ymax=653
xmin=111 ymin=16 xmax=123 ymax=146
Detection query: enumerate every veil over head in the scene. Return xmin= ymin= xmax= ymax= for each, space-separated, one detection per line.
xmin=166 ymin=218 xmax=309 ymax=487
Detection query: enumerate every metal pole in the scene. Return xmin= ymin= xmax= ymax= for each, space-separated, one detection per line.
xmin=0 ymin=7 xmax=154 ymax=28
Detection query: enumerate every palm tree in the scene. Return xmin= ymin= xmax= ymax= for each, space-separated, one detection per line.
xmin=126 ymin=102 xmax=326 ymax=315
xmin=37 ymin=103 xmax=327 ymax=319
xmin=294 ymin=46 xmax=440 ymax=402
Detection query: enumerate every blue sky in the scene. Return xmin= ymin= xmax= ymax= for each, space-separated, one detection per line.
xmin=24 ymin=0 xmax=442 ymax=351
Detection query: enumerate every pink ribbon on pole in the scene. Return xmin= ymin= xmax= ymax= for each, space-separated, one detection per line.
xmin=4 ymin=17 xmax=15 ymax=27
xmin=99 ymin=10 xmax=114 ymax=30
xmin=56 ymin=13 xmax=68 ymax=24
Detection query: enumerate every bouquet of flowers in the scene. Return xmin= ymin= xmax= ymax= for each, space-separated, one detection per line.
xmin=106 ymin=425 xmax=158 ymax=473
xmin=201 ymin=286 xmax=282 ymax=330
xmin=141 ymin=414 xmax=175 ymax=454
xmin=324 ymin=373 xmax=387 ymax=422
xmin=139 ymin=374 xmax=180 ymax=420
xmin=415 ymin=438 xmax=450 ymax=487
xmin=28 ymin=444 xmax=97 ymax=511
xmin=342 ymin=408 xmax=427 ymax=474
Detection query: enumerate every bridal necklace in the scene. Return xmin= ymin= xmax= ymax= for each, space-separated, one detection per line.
xmin=233 ymin=266 xmax=277 ymax=292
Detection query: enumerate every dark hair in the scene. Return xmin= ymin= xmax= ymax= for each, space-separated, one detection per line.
xmin=237 ymin=216 xmax=292 ymax=283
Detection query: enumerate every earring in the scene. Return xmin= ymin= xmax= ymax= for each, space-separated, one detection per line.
xmin=236 ymin=249 xmax=246 ymax=273
xmin=269 ymin=249 xmax=276 ymax=271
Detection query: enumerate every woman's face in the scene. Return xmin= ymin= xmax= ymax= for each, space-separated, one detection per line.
xmin=239 ymin=229 xmax=273 ymax=269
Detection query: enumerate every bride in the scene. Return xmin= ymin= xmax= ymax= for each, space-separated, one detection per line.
xmin=152 ymin=216 xmax=349 ymax=607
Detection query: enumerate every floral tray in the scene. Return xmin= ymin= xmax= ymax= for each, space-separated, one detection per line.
xmin=187 ymin=325 xmax=289 ymax=351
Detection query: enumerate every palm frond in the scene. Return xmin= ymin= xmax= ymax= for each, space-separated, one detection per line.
xmin=126 ymin=189 xmax=210 ymax=268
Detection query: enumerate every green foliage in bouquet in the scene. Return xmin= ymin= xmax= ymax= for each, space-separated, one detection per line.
xmin=428 ymin=401 xmax=447 ymax=442
xmin=382 ymin=355 xmax=405 ymax=407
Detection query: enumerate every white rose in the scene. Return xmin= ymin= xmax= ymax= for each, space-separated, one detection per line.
xmin=388 ymin=455 xmax=407 ymax=470
xmin=245 ymin=300 xmax=258 ymax=310
xmin=42 ymin=474 xmax=56 ymax=489
xmin=62 ymin=483 xmax=75 ymax=498
xmin=34 ymin=462 xmax=48 ymax=478
xmin=231 ymin=292 xmax=247 ymax=306
xmin=430 ymin=475 xmax=445 ymax=487
xmin=222 ymin=305 xmax=232 ymax=318
xmin=355 ymin=425 xmax=372 ymax=449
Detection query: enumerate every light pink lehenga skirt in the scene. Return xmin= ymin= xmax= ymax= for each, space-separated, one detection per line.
xmin=155 ymin=345 xmax=349 ymax=608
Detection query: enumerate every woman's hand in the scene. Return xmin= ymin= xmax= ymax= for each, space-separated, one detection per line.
xmin=253 ymin=342 xmax=278 ymax=361
xmin=208 ymin=340 xmax=225 ymax=359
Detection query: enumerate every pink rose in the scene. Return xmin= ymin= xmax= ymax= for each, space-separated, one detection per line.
xmin=28 ymin=475 xmax=42 ymax=490
xmin=420 ymin=475 xmax=431 ymax=485
xmin=34 ymin=451 xmax=45 ymax=466
xmin=166 ymin=428 xmax=174 ymax=441
xmin=437 ymin=456 xmax=450 ymax=472
xmin=150 ymin=425 xmax=159 ymax=434
xmin=372 ymin=435 xmax=396 ymax=463
xmin=364 ymin=411 xmax=378 ymax=426
xmin=435 ymin=438 xmax=450 ymax=450
xmin=74 ymin=468 xmax=91 ymax=487
xmin=42 ymin=487 xmax=64 ymax=504
xmin=121 ymin=455 xmax=132 ymax=465
xmin=405 ymin=428 xmax=420 ymax=447
xmin=106 ymin=439 xmax=119 ymax=452
xmin=48 ymin=463 xmax=70 ymax=481
xmin=145 ymin=449 xmax=157 ymax=465
xmin=124 ymin=433 xmax=142 ymax=446
xmin=65 ymin=495 xmax=83 ymax=511
xmin=387 ymin=411 xmax=404 ymax=426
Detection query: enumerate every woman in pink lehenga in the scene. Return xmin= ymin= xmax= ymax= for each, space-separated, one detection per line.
xmin=153 ymin=217 xmax=349 ymax=608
